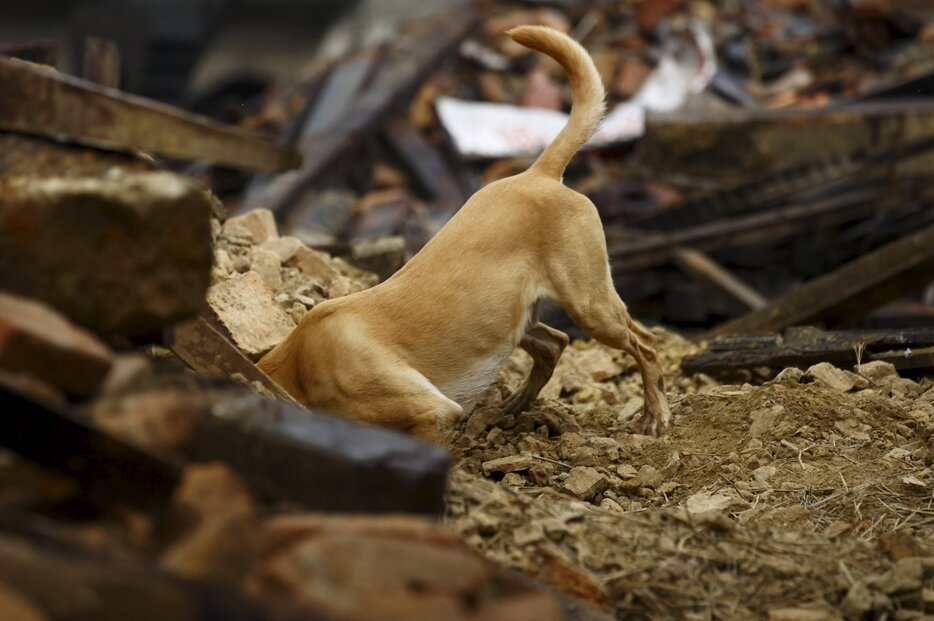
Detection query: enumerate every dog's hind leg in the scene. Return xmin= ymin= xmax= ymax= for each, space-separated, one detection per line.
xmin=547 ymin=198 xmax=672 ymax=436
xmin=502 ymin=322 xmax=569 ymax=416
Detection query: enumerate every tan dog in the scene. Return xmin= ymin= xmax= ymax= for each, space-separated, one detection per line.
xmin=259 ymin=26 xmax=672 ymax=442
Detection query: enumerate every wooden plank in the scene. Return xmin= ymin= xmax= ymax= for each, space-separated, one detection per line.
xmin=167 ymin=317 xmax=298 ymax=404
xmin=82 ymin=37 xmax=121 ymax=88
xmin=610 ymin=185 xmax=891 ymax=271
xmin=0 ymin=40 xmax=58 ymax=65
xmin=705 ymin=223 xmax=934 ymax=338
xmin=671 ymin=247 xmax=768 ymax=310
xmin=383 ymin=119 xmax=466 ymax=216
xmin=241 ymin=7 xmax=476 ymax=219
xmin=868 ymin=345 xmax=934 ymax=374
xmin=641 ymin=100 xmax=934 ymax=181
xmin=682 ymin=341 xmax=934 ymax=376
xmin=681 ymin=342 xmax=873 ymax=375
xmin=0 ymin=57 xmax=300 ymax=173
xmin=0 ymin=384 xmax=181 ymax=512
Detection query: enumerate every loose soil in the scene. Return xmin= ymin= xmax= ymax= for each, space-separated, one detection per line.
xmin=446 ymin=330 xmax=934 ymax=620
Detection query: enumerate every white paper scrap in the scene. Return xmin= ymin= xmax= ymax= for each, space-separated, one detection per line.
xmin=436 ymin=20 xmax=717 ymax=159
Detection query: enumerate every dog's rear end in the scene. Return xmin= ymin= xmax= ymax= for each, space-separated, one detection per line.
xmin=259 ymin=26 xmax=671 ymax=441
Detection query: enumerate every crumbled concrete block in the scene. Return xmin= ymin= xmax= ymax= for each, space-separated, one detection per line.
xmin=805 ymin=362 xmax=863 ymax=392
xmin=563 ymin=466 xmax=608 ymax=501
xmin=258 ymin=236 xmax=304 ymax=263
xmin=0 ymin=292 xmax=112 ymax=399
xmin=284 ymin=245 xmax=337 ymax=287
xmin=224 ymin=208 xmax=278 ymax=245
xmin=0 ymin=172 xmax=213 ymax=338
xmin=205 ymin=271 xmax=296 ymax=359
xmin=857 ymin=360 xmax=898 ymax=383
xmin=249 ymin=247 xmax=282 ymax=291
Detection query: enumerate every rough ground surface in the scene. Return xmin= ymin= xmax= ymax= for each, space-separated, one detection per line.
xmin=446 ymin=331 xmax=934 ymax=620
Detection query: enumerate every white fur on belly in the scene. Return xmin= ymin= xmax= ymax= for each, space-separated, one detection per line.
xmin=438 ymin=348 xmax=513 ymax=413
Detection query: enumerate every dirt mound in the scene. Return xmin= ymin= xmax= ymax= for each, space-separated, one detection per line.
xmin=446 ymin=332 xmax=934 ymax=619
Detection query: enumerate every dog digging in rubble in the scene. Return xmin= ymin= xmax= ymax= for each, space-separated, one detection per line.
xmin=259 ymin=25 xmax=672 ymax=443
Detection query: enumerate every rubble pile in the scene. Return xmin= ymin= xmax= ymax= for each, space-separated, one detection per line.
xmin=446 ymin=337 xmax=934 ymax=618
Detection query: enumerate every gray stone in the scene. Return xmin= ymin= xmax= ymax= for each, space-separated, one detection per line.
xmin=0 ymin=171 xmax=212 ymax=338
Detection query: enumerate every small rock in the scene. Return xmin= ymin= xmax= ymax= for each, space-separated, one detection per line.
xmin=773 ymin=367 xmax=804 ymax=384
xmin=857 ymin=360 xmax=898 ymax=382
xmin=834 ymin=418 xmax=871 ymax=442
xmin=564 ymin=467 xmax=608 ymax=501
xmin=636 ymin=464 xmax=664 ymax=489
xmin=805 ymin=362 xmax=859 ymax=392
xmin=501 ymin=472 xmax=526 ymax=487
xmin=481 ymin=455 xmax=536 ymax=476
xmin=616 ymin=464 xmax=638 ymax=479
xmin=249 ymin=247 xmax=282 ymax=291
xmin=465 ymin=407 xmax=503 ymax=438
xmin=513 ymin=522 xmax=544 ymax=546
xmin=879 ymin=557 xmax=923 ymax=594
xmin=886 ymin=447 xmax=913 ymax=461
xmin=327 ymin=274 xmax=354 ymax=299
xmin=749 ymin=405 xmax=785 ymax=438
xmin=213 ymin=248 xmax=235 ymax=276
xmin=618 ymin=397 xmax=643 ymax=424
xmin=599 ymin=497 xmax=624 ymax=513
xmin=258 ymin=236 xmax=304 ymax=263
xmin=0 ymin=292 xmax=113 ymax=399
xmin=284 ymin=245 xmax=337 ymax=287
xmin=204 ymin=271 xmax=296 ymax=359
xmin=224 ymin=208 xmax=277 ymax=245
xmin=753 ymin=465 xmax=776 ymax=482
xmin=767 ymin=606 xmax=836 ymax=621
xmin=685 ymin=491 xmax=732 ymax=515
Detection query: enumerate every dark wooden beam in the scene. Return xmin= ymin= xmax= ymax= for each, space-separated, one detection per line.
xmin=0 ymin=57 xmax=300 ymax=172
xmin=241 ymin=6 xmax=476 ymax=219
xmin=705 ymin=223 xmax=934 ymax=338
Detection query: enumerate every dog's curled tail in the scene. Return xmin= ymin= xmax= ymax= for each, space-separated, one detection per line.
xmin=508 ymin=25 xmax=606 ymax=179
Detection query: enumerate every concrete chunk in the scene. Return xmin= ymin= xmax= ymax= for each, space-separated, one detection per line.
xmin=0 ymin=172 xmax=212 ymax=338
xmin=563 ymin=466 xmax=608 ymax=501
xmin=856 ymin=360 xmax=898 ymax=383
xmin=805 ymin=362 xmax=863 ymax=392
xmin=0 ymin=292 xmax=112 ymax=399
xmin=205 ymin=271 xmax=295 ymax=359
xmin=284 ymin=245 xmax=338 ymax=287
xmin=224 ymin=208 xmax=278 ymax=245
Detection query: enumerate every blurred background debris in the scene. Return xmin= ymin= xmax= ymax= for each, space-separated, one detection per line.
xmin=2 ymin=0 xmax=934 ymax=619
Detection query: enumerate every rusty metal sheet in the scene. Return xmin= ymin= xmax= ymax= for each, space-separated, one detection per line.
xmin=0 ymin=57 xmax=301 ymax=173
